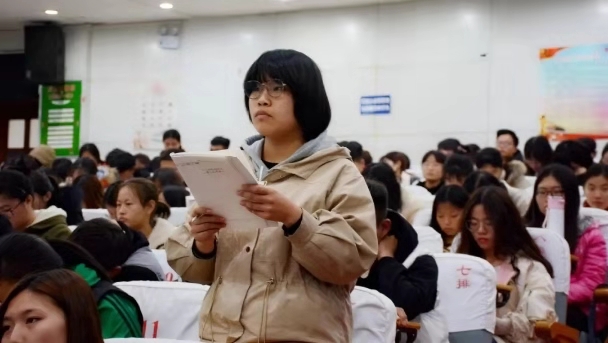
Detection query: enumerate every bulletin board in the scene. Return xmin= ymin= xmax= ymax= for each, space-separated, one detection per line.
xmin=39 ymin=81 xmax=81 ymax=156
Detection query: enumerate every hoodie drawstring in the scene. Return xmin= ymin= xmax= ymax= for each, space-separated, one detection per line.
xmin=202 ymin=276 xmax=222 ymax=343
xmin=257 ymin=278 xmax=275 ymax=343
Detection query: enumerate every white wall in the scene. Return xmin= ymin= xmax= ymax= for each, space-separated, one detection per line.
xmin=64 ymin=0 xmax=608 ymax=162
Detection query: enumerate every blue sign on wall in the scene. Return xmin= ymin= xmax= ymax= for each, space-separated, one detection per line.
xmin=360 ymin=95 xmax=391 ymax=115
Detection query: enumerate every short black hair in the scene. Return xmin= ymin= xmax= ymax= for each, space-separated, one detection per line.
xmin=210 ymin=136 xmax=231 ymax=149
xmin=577 ymin=137 xmax=596 ymax=154
xmin=475 ymin=148 xmax=503 ymax=169
xmin=0 ymin=233 xmax=64 ymax=282
xmin=338 ymin=141 xmax=364 ymax=161
xmin=463 ymin=171 xmax=506 ymax=194
xmin=1 ymin=154 xmax=40 ymax=175
xmin=79 ymin=143 xmax=101 ymax=164
xmin=363 ymin=163 xmax=402 ymax=211
xmin=114 ymin=153 xmax=136 ymax=173
xmin=29 ymin=170 xmax=55 ymax=197
xmin=162 ymin=129 xmax=181 ymax=142
xmin=103 ymin=181 xmax=122 ymax=207
xmin=152 ymin=168 xmax=183 ymax=188
xmin=497 ymin=129 xmax=519 ymax=147
xmin=444 ymin=154 xmax=474 ymax=180
xmin=524 ymin=136 xmax=553 ymax=167
xmin=422 ymin=150 xmax=446 ymax=164
xmin=70 ymin=219 xmax=133 ymax=272
xmin=365 ymin=179 xmax=388 ymax=225
xmin=0 ymin=170 xmax=33 ymax=201
xmin=437 ymin=138 xmax=462 ymax=152
xmin=162 ymin=186 xmax=189 ymax=207
xmin=134 ymin=153 xmax=151 ymax=167
xmin=554 ymin=140 xmax=594 ymax=169
xmin=71 ymin=158 xmax=98 ymax=177
xmin=160 ymin=148 xmax=184 ymax=162
xmin=51 ymin=158 xmax=73 ymax=181
xmin=244 ymin=49 xmax=331 ymax=142
xmin=106 ymin=149 xmax=128 ymax=168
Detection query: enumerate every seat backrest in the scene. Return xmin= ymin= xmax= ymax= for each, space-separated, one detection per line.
xmin=151 ymin=249 xmax=182 ymax=282
xmin=82 ymin=208 xmax=110 ymax=221
xmin=351 ymin=286 xmax=397 ymax=343
xmin=413 ymin=226 xmax=443 ymax=253
xmin=412 ymin=208 xmax=432 ymax=226
xmin=115 ymin=281 xmax=208 ymax=340
xmin=167 ymin=208 xmax=188 ymax=226
xmin=433 ymin=253 xmax=496 ymax=343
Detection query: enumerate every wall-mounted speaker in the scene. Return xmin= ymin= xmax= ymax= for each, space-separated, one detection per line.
xmin=24 ymin=23 xmax=65 ymax=84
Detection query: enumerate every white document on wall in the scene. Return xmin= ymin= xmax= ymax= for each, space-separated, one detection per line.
xmin=171 ymin=151 xmax=276 ymax=230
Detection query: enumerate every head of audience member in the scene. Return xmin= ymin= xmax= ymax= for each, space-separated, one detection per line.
xmin=117 ymin=179 xmax=170 ymax=237
xmin=162 ymin=129 xmax=182 ymax=150
xmin=114 ymin=152 xmax=136 ymax=181
xmin=74 ymin=175 xmax=104 ymax=209
xmin=29 ymin=145 xmax=56 ymax=169
xmin=79 ymin=143 xmax=102 ymax=166
xmin=525 ymin=164 xmax=580 ymax=252
xmin=152 ymin=168 xmax=184 ymax=191
xmin=475 ymin=148 xmax=504 ymax=180
xmin=381 ymin=151 xmax=410 ymax=184
xmin=103 ymin=181 xmax=122 ymax=220
xmin=443 ymin=154 xmax=474 ymax=186
xmin=105 ymin=149 xmax=126 ymax=168
xmin=160 ymin=186 xmax=189 ymax=208
xmin=457 ymin=186 xmax=553 ymax=276
xmin=244 ymin=49 xmax=330 ymax=155
xmin=583 ymin=163 xmax=608 ymax=211
xmin=0 ymin=170 xmax=36 ymax=232
xmin=553 ymin=140 xmax=593 ymax=176
xmin=421 ymin=151 xmax=446 ymax=187
xmin=1 ymin=154 xmax=40 ymax=175
xmin=362 ymin=150 xmax=373 ymax=167
xmin=496 ymin=129 xmax=519 ymax=161
xmin=463 ymin=171 xmax=506 ymax=195
xmin=524 ymin=136 xmax=553 ymax=175
xmin=601 ymin=143 xmax=608 ymax=165
xmin=210 ymin=136 xmax=231 ymax=151
xmin=159 ymin=149 xmax=184 ymax=170
xmin=51 ymin=158 xmax=73 ymax=182
xmin=338 ymin=141 xmax=366 ymax=173
xmin=0 ymin=269 xmax=104 ymax=343
xmin=577 ymin=137 xmax=596 ymax=159
xmin=134 ymin=154 xmax=151 ymax=171
xmin=363 ymin=163 xmax=402 ymax=212
xmin=29 ymin=170 xmax=56 ymax=210
xmin=437 ymin=138 xmax=463 ymax=157
xmin=430 ymin=185 xmax=469 ymax=248
xmin=70 ymin=158 xmax=98 ymax=180
xmin=464 ymin=144 xmax=480 ymax=160
xmin=366 ymin=180 xmax=390 ymax=241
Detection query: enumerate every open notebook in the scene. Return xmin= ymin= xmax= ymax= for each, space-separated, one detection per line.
xmin=171 ymin=151 xmax=276 ymax=230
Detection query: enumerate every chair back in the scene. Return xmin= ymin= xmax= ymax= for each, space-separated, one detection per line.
xmin=167 ymin=208 xmax=188 ymax=226
xmin=351 ymin=286 xmax=397 ymax=343
xmin=115 ymin=281 xmax=208 ymax=340
xmin=82 ymin=208 xmax=110 ymax=221
xmin=412 ymin=208 xmax=432 ymax=226
xmin=433 ymin=253 xmax=496 ymax=343
xmin=151 ymin=249 xmax=182 ymax=282
xmin=413 ymin=226 xmax=443 ymax=253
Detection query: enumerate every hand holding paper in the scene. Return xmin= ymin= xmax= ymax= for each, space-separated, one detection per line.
xmin=238 ymin=184 xmax=303 ymax=227
xmin=190 ymin=207 xmax=226 ymax=254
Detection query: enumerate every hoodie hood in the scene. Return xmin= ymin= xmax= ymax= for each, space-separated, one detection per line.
xmin=386 ymin=210 xmax=418 ymax=264
xmin=241 ymin=131 xmax=345 ymax=181
xmin=26 ymin=206 xmax=71 ymax=240
xmin=31 ymin=206 xmax=67 ymax=226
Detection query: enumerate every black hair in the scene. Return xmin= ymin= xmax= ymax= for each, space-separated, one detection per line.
xmin=602 ymin=143 xmax=608 ymax=161
xmin=160 ymin=148 xmax=184 ymax=162
xmin=210 ymin=136 xmax=231 ymax=149
xmin=162 ymin=129 xmax=181 ymax=142
xmin=362 ymin=151 xmax=373 ymax=166
xmin=119 ymin=179 xmax=171 ymax=221
xmin=51 ymin=158 xmax=73 ymax=181
xmin=105 ymin=149 xmax=128 ymax=168
xmin=444 ymin=154 xmax=474 ymax=180
xmin=584 ymin=163 xmax=608 ymax=185
xmin=524 ymin=164 xmax=580 ymax=253
xmin=162 ymin=186 xmax=189 ymax=208
xmin=134 ymin=153 xmax=151 ymax=167
xmin=497 ymin=129 xmax=519 ymax=147
xmin=553 ymin=140 xmax=594 ymax=170
xmin=577 ymin=137 xmax=596 ymax=154
xmin=463 ymin=171 xmax=506 ymax=194
xmin=0 ymin=215 xmax=13 ymax=237
xmin=366 ymin=179 xmax=389 ymax=225
xmin=114 ymin=153 xmax=136 ymax=173
xmin=29 ymin=170 xmax=55 ymax=198
xmin=79 ymin=143 xmax=102 ymax=164
xmin=1 ymin=154 xmax=40 ymax=175
xmin=430 ymin=185 xmax=469 ymax=241
xmin=0 ymin=170 xmax=33 ymax=201
xmin=524 ymin=136 xmax=553 ymax=167
xmin=244 ymin=49 xmax=331 ymax=141
xmin=338 ymin=141 xmax=364 ymax=161
xmin=0 ymin=233 xmax=63 ymax=282
xmin=71 ymin=158 xmax=98 ymax=177
xmin=465 ymin=144 xmax=481 ymax=157
xmin=475 ymin=148 xmax=503 ymax=169
xmin=103 ymin=181 xmax=123 ymax=207
xmin=422 ymin=150 xmax=446 ymax=165
xmin=363 ymin=163 xmax=402 ymax=211
xmin=437 ymin=138 xmax=462 ymax=152
xmin=70 ymin=219 xmax=133 ymax=272
xmin=152 ymin=168 xmax=183 ymax=188
xmin=382 ymin=151 xmax=411 ymax=171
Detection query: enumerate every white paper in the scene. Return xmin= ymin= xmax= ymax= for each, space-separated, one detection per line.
xmin=171 ymin=151 xmax=276 ymax=230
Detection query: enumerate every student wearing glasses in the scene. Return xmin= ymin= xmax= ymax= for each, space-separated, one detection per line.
xmin=166 ymin=49 xmax=377 ymax=343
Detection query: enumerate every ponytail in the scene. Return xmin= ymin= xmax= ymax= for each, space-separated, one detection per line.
xmin=154 ymin=201 xmax=171 ymax=219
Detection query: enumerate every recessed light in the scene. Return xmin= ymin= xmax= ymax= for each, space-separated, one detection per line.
xmin=159 ymin=3 xmax=173 ymax=9
xmin=45 ymin=10 xmax=58 ymax=15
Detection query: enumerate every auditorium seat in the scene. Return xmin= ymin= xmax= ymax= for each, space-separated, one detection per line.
xmin=351 ymin=286 xmax=397 ymax=343
xmin=151 ymin=249 xmax=182 ymax=282
xmin=413 ymin=226 xmax=443 ymax=254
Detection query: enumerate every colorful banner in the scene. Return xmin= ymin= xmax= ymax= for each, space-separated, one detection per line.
xmin=39 ymin=81 xmax=82 ymax=156
xmin=540 ymin=44 xmax=608 ymax=141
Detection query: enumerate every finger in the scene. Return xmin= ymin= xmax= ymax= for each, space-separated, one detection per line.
xmin=240 ymin=184 xmax=271 ymax=195
xmin=192 ymin=228 xmax=221 ymax=239
xmin=239 ymin=191 xmax=271 ymax=204
xmin=191 ymin=215 xmax=225 ymax=225
xmin=191 ymin=222 xmax=226 ymax=234
xmin=192 ymin=206 xmax=213 ymax=217
xmin=240 ymin=200 xmax=271 ymax=212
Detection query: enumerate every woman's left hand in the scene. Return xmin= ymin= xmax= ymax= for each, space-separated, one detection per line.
xmin=238 ymin=184 xmax=302 ymax=226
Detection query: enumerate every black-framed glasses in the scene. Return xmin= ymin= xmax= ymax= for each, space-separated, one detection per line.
xmin=0 ymin=201 xmax=23 ymax=218
xmin=535 ymin=188 xmax=565 ymax=198
xmin=244 ymin=79 xmax=287 ymax=100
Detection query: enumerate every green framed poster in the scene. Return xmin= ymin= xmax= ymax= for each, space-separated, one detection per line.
xmin=39 ymin=81 xmax=81 ymax=156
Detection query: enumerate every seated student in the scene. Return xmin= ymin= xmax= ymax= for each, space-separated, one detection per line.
xmin=0 ymin=170 xmax=70 ymax=240
xmin=117 ymin=179 xmax=174 ymax=249
xmin=51 ymin=157 xmax=73 ymax=183
xmin=382 ymin=151 xmax=419 ymax=185
xmin=358 ymin=180 xmax=438 ymax=322
xmin=577 ymin=137 xmax=597 ymax=160
xmin=134 ymin=153 xmax=151 ymax=178
xmin=152 ymin=167 xmax=184 ymax=190
xmin=583 ymin=163 xmax=608 ymax=210
xmin=1 ymin=154 xmax=41 ymax=174
xmin=430 ymin=185 xmax=469 ymax=251
xmin=553 ymin=140 xmax=594 ymax=185
xmin=40 ymin=169 xmax=85 ymax=226
xmin=160 ymin=148 xmax=185 ymax=170
xmin=29 ymin=145 xmax=56 ymax=169
xmin=80 ymin=143 xmax=103 ymax=166
xmin=104 ymin=181 xmax=122 ymax=220
xmin=464 ymin=171 xmax=530 ymax=216
xmin=417 ymin=150 xmax=446 ymax=195
xmin=114 ymin=152 xmax=137 ymax=181
xmin=525 ymin=164 xmax=607 ymax=334
xmin=210 ymin=136 xmax=231 ymax=151
xmin=524 ymin=136 xmax=553 ymax=176
xmin=75 ymin=174 xmax=104 ymax=209
xmin=496 ymin=129 xmax=524 ymax=162
xmin=71 ymin=157 xmax=99 ymax=180
xmin=457 ymin=186 xmax=556 ymax=343
xmin=443 ymin=154 xmax=474 ymax=186
xmin=476 ymin=147 xmax=530 ymax=189
xmin=160 ymin=185 xmax=190 ymax=208
xmin=339 ymin=141 xmax=366 ymax=173
xmin=0 ymin=233 xmax=143 ymax=338
xmin=70 ymin=218 xmax=164 ymax=282
xmin=437 ymin=138 xmax=464 ymax=157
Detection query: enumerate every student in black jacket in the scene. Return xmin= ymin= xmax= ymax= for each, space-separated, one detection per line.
xmin=358 ymin=179 xmax=439 ymax=320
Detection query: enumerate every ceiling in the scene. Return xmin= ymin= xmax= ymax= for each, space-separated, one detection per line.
xmin=0 ymin=0 xmax=411 ymax=29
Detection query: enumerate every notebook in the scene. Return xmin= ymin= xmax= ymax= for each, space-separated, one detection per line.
xmin=170 ymin=151 xmax=276 ymax=230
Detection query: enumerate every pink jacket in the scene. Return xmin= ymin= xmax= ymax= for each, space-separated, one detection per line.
xmin=568 ymin=221 xmax=607 ymax=331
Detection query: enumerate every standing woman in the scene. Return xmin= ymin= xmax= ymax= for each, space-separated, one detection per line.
xmin=417 ymin=150 xmax=446 ymax=195
xmin=162 ymin=129 xmax=183 ymax=150
xmin=166 ymin=49 xmax=377 ymax=343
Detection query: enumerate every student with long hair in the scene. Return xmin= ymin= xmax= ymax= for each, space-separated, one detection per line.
xmin=457 ymin=186 xmax=556 ymax=343
xmin=524 ymin=136 xmax=553 ymax=175
xmin=0 ymin=269 xmax=104 ymax=343
xmin=583 ymin=163 xmax=608 ymax=210
xmin=162 ymin=129 xmax=182 ymax=150
xmin=524 ymin=164 xmax=607 ymax=334
xmin=381 ymin=151 xmax=418 ymax=185
xmin=553 ymin=140 xmax=594 ymax=185
xmin=75 ymin=174 xmax=104 ymax=209
xmin=117 ymin=179 xmax=174 ymax=249
xmin=104 ymin=181 xmax=122 ymax=220
xmin=417 ymin=150 xmax=446 ymax=195
xmin=79 ymin=143 xmax=103 ymax=166
xmin=443 ymin=154 xmax=474 ymax=186
xmin=166 ymin=49 xmax=377 ymax=342
xmin=429 ymin=185 xmax=469 ymax=251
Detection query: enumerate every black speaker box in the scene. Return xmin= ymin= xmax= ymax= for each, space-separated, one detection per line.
xmin=24 ymin=23 xmax=65 ymax=85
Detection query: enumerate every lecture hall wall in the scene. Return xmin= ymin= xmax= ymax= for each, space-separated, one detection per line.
xmin=5 ymin=0 xmax=608 ymax=163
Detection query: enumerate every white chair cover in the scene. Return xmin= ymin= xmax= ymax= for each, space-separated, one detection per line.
xmin=527 ymin=228 xmax=571 ymax=294
xmin=115 ymin=281 xmax=208 ymax=340
xmin=168 ymin=207 xmax=188 ymax=226
xmin=351 ymin=286 xmax=397 ymax=343
xmin=412 ymin=207 xmax=432 ymax=226
xmin=82 ymin=208 xmax=110 ymax=221
xmin=413 ymin=226 xmax=443 ymax=253
xmin=151 ymin=249 xmax=182 ymax=282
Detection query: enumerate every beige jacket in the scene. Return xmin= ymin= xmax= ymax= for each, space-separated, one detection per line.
xmin=505 ymin=160 xmax=531 ymax=190
xmin=149 ymin=217 xmax=176 ymax=249
xmin=166 ymin=133 xmax=378 ymax=343
xmin=494 ymin=256 xmax=556 ymax=343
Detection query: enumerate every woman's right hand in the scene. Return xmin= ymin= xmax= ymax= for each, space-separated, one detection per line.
xmin=190 ymin=206 xmax=226 ymax=254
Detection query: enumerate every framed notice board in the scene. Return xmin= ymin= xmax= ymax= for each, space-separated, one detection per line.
xmin=39 ymin=81 xmax=81 ymax=156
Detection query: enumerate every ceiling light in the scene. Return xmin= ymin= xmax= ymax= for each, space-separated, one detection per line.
xmin=160 ymin=3 xmax=173 ymax=9
xmin=45 ymin=10 xmax=58 ymax=15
